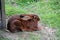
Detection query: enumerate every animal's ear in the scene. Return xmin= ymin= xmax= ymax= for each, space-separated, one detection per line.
xmin=20 ymin=15 xmax=32 ymax=21
xmin=33 ymin=15 xmax=40 ymax=21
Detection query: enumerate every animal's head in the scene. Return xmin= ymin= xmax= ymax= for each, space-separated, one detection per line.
xmin=29 ymin=14 xmax=40 ymax=21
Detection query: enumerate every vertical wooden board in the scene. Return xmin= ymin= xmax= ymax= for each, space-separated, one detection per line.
xmin=0 ymin=0 xmax=2 ymax=28
xmin=0 ymin=0 xmax=6 ymax=29
xmin=0 ymin=15 xmax=1 ymax=25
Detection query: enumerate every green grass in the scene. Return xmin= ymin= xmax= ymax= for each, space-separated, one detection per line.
xmin=0 ymin=37 xmax=10 ymax=40
xmin=5 ymin=4 xmax=27 ymax=16
xmin=5 ymin=0 xmax=60 ymax=40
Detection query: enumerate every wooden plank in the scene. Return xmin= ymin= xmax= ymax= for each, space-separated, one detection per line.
xmin=0 ymin=0 xmax=2 ymax=28
xmin=0 ymin=0 xmax=6 ymax=29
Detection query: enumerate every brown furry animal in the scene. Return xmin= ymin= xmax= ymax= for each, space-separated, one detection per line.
xmin=7 ymin=14 xmax=40 ymax=33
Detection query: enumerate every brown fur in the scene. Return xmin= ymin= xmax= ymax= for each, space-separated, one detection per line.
xmin=7 ymin=14 xmax=40 ymax=33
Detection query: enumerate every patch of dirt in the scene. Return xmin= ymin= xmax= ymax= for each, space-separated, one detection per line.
xmin=0 ymin=23 xmax=56 ymax=40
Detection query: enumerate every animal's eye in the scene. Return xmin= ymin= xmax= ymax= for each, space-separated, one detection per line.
xmin=20 ymin=15 xmax=24 ymax=18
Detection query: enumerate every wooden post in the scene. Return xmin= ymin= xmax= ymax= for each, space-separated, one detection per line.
xmin=0 ymin=0 xmax=6 ymax=29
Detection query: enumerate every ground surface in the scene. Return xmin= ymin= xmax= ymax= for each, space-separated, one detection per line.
xmin=0 ymin=23 xmax=56 ymax=40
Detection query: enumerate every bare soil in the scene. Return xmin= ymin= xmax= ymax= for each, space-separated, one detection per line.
xmin=0 ymin=22 xmax=56 ymax=40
